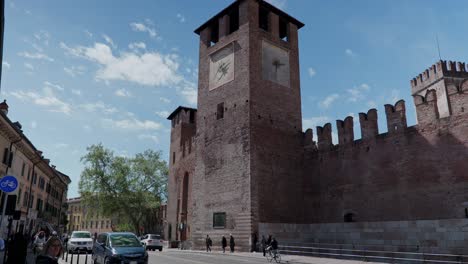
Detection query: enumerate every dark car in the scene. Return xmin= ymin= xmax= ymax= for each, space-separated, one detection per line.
xmin=92 ymin=232 xmax=148 ymax=264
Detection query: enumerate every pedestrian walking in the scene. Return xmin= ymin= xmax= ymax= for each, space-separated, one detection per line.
xmin=252 ymin=232 xmax=258 ymax=252
xmin=229 ymin=234 xmax=235 ymax=253
xmin=6 ymin=232 xmax=27 ymax=264
xmin=205 ymin=235 xmax=212 ymax=252
xmin=261 ymin=235 xmax=267 ymax=256
xmin=221 ymin=235 xmax=227 ymax=253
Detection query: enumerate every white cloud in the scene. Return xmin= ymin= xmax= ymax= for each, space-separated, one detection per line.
xmin=160 ymin=97 xmax=171 ymax=103
xmin=84 ymin=30 xmax=93 ymax=38
xmin=319 ymin=93 xmax=339 ymax=109
xmin=61 ymin=42 xmax=182 ymax=87
xmin=33 ymin=30 xmax=50 ymax=46
xmin=155 ymin=111 xmax=170 ymax=118
xmin=102 ymin=118 xmax=163 ymax=131
xmin=2 ymin=61 xmax=10 ymax=69
xmin=72 ymin=89 xmax=82 ymax=96
xmin=31 ymin=121 xmax=37 ymax=129
xmin=308 ymin=67 xmax=316 ymax=77
xmin=138 ymin=134 xmax=159 ymax=143
xmin=176 ymin=14 xmax=186 ymax=23
xmin=102 ymin=34 xmax=116 ymax=49
xmin=18 ymin=51 xmax=54 ymax=61
xmin=130 ymin=22 xmax=157 ymax=38
xmin=303 ymin=116 xmax=330 ymax=130
xmin=265 ymin=0 xmax=287 ymax=9
xmin=54 ymin=143 xmax=69 ymax=149
xmin=32 ymin=43 xmax=43 ymax=52
xmin=177 ymin=81 xmax=197 ymax=105
xmin=24 ymin=63 xmax=34 ymax=71
xmin=347 ymin=83 xmax=371 ymax=102
xmin=129 ymin=42 xmax=146 ymax=50
xmin=345 ymin=48 xmax=357 ymax=57
xmin=64 ymin=65 xmax=86 ymax=77
xmin=115 ymin=88 xmax=132 ymax=97
xmin=79 ymin=101 xmax=117 ymax=114
xmin=44 ymin=81 xmax=64 ymax=91
xmin=9 ymin=89 xmax=71 ymax=115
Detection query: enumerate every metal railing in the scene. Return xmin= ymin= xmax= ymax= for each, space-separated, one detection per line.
xmin=279 ymin=243 xmax=468 ymax=264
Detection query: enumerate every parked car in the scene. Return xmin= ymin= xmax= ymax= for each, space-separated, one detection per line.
xmin=140 ymin=234 xmax=163 ymax=251
xmin=92 ymin=232 xmax=148 ymax=264
xmin=67 ymin=231 xmax=94 ymax=253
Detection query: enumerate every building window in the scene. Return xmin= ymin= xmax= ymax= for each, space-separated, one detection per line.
xmin=279 ymin=18 xmax=289 ymax=42
xmin=229 ymin=5 xmax=239 ymax=34
xmin=213 ymin=212 xmax=226 ymax=229
xmin=259 ymin=6 xmax=269 ymax=31
xmin=217 ymin=102 xmax=224 ymax=120
xmin=172 ymin=152 xmax=176 ymax=164
xmin=210 ymin=21 xmax=219 ymax=46
xmin=344 ymin=213 xmax=355 ymax=223
xmin=21 ymin=163 xmax=25 ymax=176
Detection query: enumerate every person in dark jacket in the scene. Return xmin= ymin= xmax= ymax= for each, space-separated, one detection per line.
xmin=6 ymin=232 xmax=27 ymax=264
xmin=261 ymin=235 xmax=267 ymax=256
xmin=35 ymin=236 xmax=63 ymax=264
xmin=205 ymin=235 xmax=212 ymax=252
xmin=221 ymin=235 xmax=227 ymax=253
xmin=229 ymin=234 xmax=235 ymax=253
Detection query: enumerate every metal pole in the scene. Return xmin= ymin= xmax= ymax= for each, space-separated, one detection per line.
xmin=0 ymin=192 xmax=8 ymax=237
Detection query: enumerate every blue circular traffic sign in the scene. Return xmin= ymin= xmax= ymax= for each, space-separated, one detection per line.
xmin=0 ymin=175 xmax=18 ymax=193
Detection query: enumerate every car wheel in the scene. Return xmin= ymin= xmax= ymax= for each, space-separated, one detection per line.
xmin=104 ymin=257 xmax=111 ymax=264
xmin=159 ymin=248 xmax=162 ymax=252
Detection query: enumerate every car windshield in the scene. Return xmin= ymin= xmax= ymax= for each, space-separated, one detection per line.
xmin=72 ymin=232 xmax=91 ymax=238
xmin=110 ymin=234 xmax=141 ymax=247
xmin=149 ymin=235 xmax=160 ymax=239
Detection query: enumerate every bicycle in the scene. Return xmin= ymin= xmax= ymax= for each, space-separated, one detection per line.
xmin=265 ymin=246 xmax=281 ymax=263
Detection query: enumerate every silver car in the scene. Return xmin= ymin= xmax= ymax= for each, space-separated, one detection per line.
xmin=140 ymin=234 xmax=163 ymax=251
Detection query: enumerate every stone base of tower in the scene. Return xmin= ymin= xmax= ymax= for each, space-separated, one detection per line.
xmin=190 ymin=212 xmax=255 ymax=252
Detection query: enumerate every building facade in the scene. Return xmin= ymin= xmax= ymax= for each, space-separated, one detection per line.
xmin=166 ymin=0 xmax=468 ymax=254
xmin=0 ymin=101 xmax=71 ymax=237
xmin=66 ymin=197 xmax=113 ymax=235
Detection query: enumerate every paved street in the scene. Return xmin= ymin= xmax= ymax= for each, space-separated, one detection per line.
xmin=57 ymin=249 xmax=384 ymax=264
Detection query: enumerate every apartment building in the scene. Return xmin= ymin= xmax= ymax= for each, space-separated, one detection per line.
xmin=0 ymin=101 xmax=71 ymax=237
xmin=67 ymin=197 xmax=113 ymax=235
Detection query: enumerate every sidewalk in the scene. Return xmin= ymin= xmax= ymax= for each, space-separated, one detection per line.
xmin=168 ymin=248 xmax=384 ymax=264
xmin=0 ymin=247 xmax=36 ymax=264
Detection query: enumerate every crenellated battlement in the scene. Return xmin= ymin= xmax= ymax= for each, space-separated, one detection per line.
xmin=410 ymin=60 xmax=468 ymax=95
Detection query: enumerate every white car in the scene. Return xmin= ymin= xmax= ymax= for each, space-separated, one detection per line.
xmin=140 ymin=234 xmax=163 ymax=251
xmin=67 ymin=231 xmax=94 ymax=253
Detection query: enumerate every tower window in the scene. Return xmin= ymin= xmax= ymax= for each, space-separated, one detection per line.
xmin=259 ymin=7 xmax=269 ymax=31
xmin=210 ymin=21 xmax=219 ymax=46
xmin=344 ymin=213 xmax=355 ymax=222
xmin=213 ymin=212 xmax=226 ymax=228
xmin=172 ymin=152 xmax=176 ymax=164
xmin=279 ymin=18 xmax=289 ymax=42
xmin=229 ymin=5 xmax=239 ymax=34
xmin=189 ymin=111 xmax=195 ymax=124
xmin=217 ymin=103 xmax=224 ymax=120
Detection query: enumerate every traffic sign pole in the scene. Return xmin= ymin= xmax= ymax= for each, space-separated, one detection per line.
xmin=0 ymin=175 xmax=18 ymax=239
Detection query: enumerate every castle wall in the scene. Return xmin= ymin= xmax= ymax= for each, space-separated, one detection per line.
xmin=303 ymin=100 xmax=468 ymax=223
xmin=259 ymin=219 xmax=468 ymax=255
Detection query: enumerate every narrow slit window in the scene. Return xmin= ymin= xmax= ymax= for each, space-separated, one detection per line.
xmin=279 ymin=18 xmax=289 ymax=42
xmin=210 ymin=21 xmax=219 ymax=46
xmin=189 ymin=111 xmax=195 ymax=124
xmin=259 ymin=7 xmax=269 ymax=31
xmin=172 ymin=152 xmax=176 ymax=164
xmin=217 ymin=103 xmax=224 ymax=120
xmin=229 ymin=5 xmax=239 ymax=34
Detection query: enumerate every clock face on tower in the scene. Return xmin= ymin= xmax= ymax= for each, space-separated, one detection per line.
xmin=262 ymin=40 xmax=290 ymax=88
xmin=209 ymin=43 xmax=235 ymax=90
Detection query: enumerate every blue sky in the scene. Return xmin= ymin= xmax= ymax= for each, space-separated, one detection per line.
xmin=2 ymin=0 xmax=467 ymax=198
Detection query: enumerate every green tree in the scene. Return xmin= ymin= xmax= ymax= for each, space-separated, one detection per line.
xmin=79 ymin=144 xmax=168 ymax=234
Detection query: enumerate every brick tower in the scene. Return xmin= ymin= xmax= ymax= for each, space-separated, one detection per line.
xmin=190 ymin=0 xmax=305 ymax=250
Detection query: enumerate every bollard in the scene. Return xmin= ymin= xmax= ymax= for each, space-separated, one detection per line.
xmin=77 ymin=251 xmax=80 ymax=264
xmin=71 ymin=252 xmax=74 ymax=263
xmin=85 ymin=252 xmax=88 ymax=264
xmin=66 ymin=250 xmax=69 ymax=262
